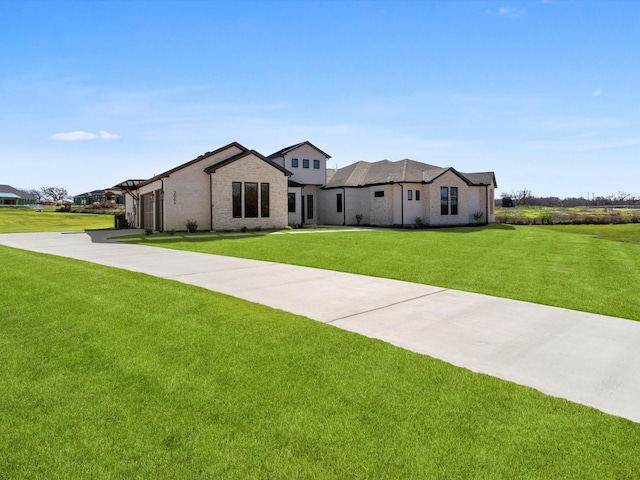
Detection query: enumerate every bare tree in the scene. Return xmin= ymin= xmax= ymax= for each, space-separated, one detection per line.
xmin=40 ymin=186 xmax=69 ymax=203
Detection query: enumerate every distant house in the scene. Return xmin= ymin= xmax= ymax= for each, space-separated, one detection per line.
xmin=266 ymin=141 xmax=331 ymax=226
xmin=318 ymin=159 xmax=497 ymax=226
xmin=73 ymin=189 xmax=125 ymax=206
xmin=0 ymin=185 xmax=36 ymax=206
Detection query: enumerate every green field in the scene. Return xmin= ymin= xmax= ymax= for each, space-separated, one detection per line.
xmin=3 ymin=245 xmax=640 ymax=479
xmin=0 ymin=207 xmax=114 ymax=232
xmin=495 ymin=205 xmax=640 ymax=225
xmin=136 ymin=224 xmax=640 ymax=321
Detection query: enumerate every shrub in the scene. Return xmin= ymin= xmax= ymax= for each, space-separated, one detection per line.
xmin=185 ymin=219 xmax=198 ymax=233
xmin=355 ymin=214 xmax=364 ymax=225
xmin=414 ymin=217 xmax=423 ymax=228
xmin=473 ymin=211 xmax=484 ymax=224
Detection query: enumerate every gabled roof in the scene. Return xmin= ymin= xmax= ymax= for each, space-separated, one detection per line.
xmin=0 ymin=185 xmax=36 ymax=200
xmin=204 ymin=150 xmax=291 ymax=176
xmin=135 ymin=141 xmax=249 ymax=189
xmin=266 ymin=141 xmax=331 ymax=160
xmin=323 ymin=159 xmax=496 ymax=188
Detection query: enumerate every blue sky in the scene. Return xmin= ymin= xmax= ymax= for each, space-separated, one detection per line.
xmin=1 ymin=0 xmax=638 ymax=198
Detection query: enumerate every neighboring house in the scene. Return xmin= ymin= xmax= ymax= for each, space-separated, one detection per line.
xmin=0 ymin=185 xmax=36 ymax=206
xmin=115 ymin=142 xmax=290 ymax=231
xmin=318 ymin=159 xmax=497 ymax=226
xmin=266 ymin=141 xmax=331 ymax=226
xmin=73 ymin=189 xmax=124 ymax=206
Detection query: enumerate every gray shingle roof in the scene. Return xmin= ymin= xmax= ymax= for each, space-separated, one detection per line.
xmin=323 ymin=159 xmax=496 ymax=188
xmin=0 ymin=185 xmax=36 ymax=200
xmin=266 ymin=141 xmax=331 ymax=160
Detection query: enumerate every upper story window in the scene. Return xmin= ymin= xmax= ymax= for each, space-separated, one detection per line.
xmin=313 ymin=159 xmax=320 ymax=169
xmin=415 ymin=190 xmax=420 ymax=201
xmin=291 ymin=158 xmax=299 ymax=168
xmin=303 ymin=159 xmax=310 ymax=168
xmin=374 ymin=191 xmax=384 ymax=198
xmin=407 ymin=189 xmax=413 ymax=200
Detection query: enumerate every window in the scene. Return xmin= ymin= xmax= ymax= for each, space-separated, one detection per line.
xmin=307 ymin=194 xmax=314 ymax=219
xmin=288 ymin=192 xmax=296 ymax=212
xmin=244 ymin=182 xmax=258 ymax=218
xmin=415 ymin=190 xmax=420 ymax=201
xmin=232 ymin=182 xmax=242 ymax=218
xmin=313 ymin=159 xmax=320 ymax=169
xmin=303 ymin=159 xmax=309 ymax=168
xmin=374 ymin=191 xmax=384 ymax=198
xmin=440 ymin=187 xmax=449 ymax=215
xmin=291 ymin=158 xmax=298 ymax=168
xmin=260 ymin=183 xmax=270 ymax=218
xmin=407 ymin=189 xmax=413 ymax=201
xmin=336 ymin=193 xmax=343 ymax=213
xmin=450 ymin=187 xmax=458 ymax=215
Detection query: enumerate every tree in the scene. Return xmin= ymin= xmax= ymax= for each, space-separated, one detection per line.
xmin=29 ymin=189 xmax=46 ymax=203
xmin=40 ymin=186 xmax=69 ymax=203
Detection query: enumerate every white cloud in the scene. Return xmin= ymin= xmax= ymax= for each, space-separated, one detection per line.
xmin=497 ymin=7 xmax=526 ymax=18
xmin=593 ymin=88 xmax=603 ymax=97
xmin=51 ymin=130 xmax=120 ymax=141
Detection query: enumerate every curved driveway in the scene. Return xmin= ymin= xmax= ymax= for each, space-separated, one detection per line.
xmin=2 ymin=229 xmax=640 ymax=423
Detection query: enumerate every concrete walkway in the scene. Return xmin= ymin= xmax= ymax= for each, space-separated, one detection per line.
xmin=2 ymin=229 xmax=640 ymax=423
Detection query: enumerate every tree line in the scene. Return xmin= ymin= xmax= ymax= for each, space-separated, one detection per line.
xmin=500 ymin=189 xmax=639 ymax=208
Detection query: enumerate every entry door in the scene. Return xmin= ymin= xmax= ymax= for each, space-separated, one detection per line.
xmin=141 ymin=193 xmax=154 ymax=229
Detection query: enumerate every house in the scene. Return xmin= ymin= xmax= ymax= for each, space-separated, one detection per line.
xmin=73 ymin=189 xmax=125 ymax=206
xmin=115 ymin=142 xmax=291 ymax=231
xmin=266 ymin=141 xmax=331 ymax=226
xmin=0 ymin=185 xmax=36 ymax=206
xmin=318 ymin=159 xmax=497 ymax=226
xmin=115 ymin=141 xmax=496 ymax=231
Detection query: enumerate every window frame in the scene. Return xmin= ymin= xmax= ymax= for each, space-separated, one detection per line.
xmin=407 ymin=189 xmax=413 ymax=201
xmin=260 ymin=183 xmax=270 ymax=218
xmin=336 ymin=193 xmax=343 ymax=213
xmin=232 ymin=182 xmax=242 ymax=218
xmin=303 ymin=159 xmax=310 ymax=169
xmin=291 ymin=158 xmax=299 ymax=168
xmin=450 ymin=187 xmax=458 ymax=215
xmin=374 ymin=190 xmax=385 ymax=198
xmin=244 ymin=182 xmax=259 ymax=218
xmin=415 ymin=190 xmax=420 ymax=201
xmin=313 ymin=159 xmax=320 ymax=169
xmin=287 ymin=192 xmax=296 ymax=213
xmin=440 ymin=187 xmax=449 ymax=216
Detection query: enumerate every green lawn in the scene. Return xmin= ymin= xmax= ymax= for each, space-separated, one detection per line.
xmin=136 ymin=224 xmax=640 ymax=321
xmin=0 ymin=207 xmax=114 ymax=232
xmin=3 ymin=245 xmax=640 ymax=478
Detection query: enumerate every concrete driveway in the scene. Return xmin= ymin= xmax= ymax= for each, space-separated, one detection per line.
xmin=2 ymin=229 xmax=640 ymax=423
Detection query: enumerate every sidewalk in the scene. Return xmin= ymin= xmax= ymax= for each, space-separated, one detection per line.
xmin=2 ymin=229 xmax=640 ymax=423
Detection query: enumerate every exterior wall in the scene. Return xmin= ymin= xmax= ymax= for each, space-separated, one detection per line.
xmin=370 ymin=185 xmax=395 ymax=225
xmin=276 ymin=144 xmax=327 ymax=186
xmin=428 ymin=171 xmax=473 ymax=226
xmin=287 ymin=186 xmax=303 ymax=226
xmin=210 ymin=153 xmax=288 ymax=230
xmin=137 ymin=179 xmax=162 ymax=230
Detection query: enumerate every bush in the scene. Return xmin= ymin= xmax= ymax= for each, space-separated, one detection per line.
xmin=185 ymin=219 xmax=198 ymax=233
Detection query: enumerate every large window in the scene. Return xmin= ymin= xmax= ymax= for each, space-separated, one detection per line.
xmin=450 ymin=187 xmax=458 ymax=215
xmin=313 ymin=159 xmax=320 ymax=169
xmin=288 ymin=192 xmax=296 ymax=212
xmin=261 ymin=183 xmax=270 ymax=218
xmin=307 ymin=194 xmax=314 ymax=219
xmin=244 ymin=182 xmax=258 ymax=218
xmin=232 ymin=182 xmax=242 ymax=218
xmin=440 ymin=186 xmax=458 ymax=215
xmin=336 ymin=193 xmax=343 ymax=213
xmin=291 ymin=158 xmax=299 ymax=168
xmin=303 ymin=159 xmax=309 ymax=168
xmin=440 ymin=187 xmax=449 ymax=215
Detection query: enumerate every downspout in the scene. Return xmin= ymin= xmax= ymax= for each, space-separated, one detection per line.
xmin=209 ymin=173 xmax=213 ymax=231
xmin=485 ymin=185 xmax=489 ymax=225
xmin=160 ymin=178 xmax=164 ymax=232
xmin=342 ymin=187 xmax=346 ymax=226
xmin=399 ymin=183 xmax=404 ymax=226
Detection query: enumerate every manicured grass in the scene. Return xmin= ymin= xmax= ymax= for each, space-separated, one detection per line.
xmin=536 ymin=223 xmax=640 ymax=243
xmin=0 ymin=207 xmax=114 ymax=232
xmin=137 ymin=224 xmax=640 ymax=321
xmin=3 ymin=245 xmax=640 ymax=478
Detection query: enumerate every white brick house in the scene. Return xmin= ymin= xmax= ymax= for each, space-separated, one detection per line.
xmin=116 ymin=142 xmax=290 ymax=232
xmin=266 ymin=141 xmax=331 ymax=226
xmin=115 ymin=142 xmax=496 ymax=231
xmin=318 ymin=159 xmax=497 ymax=226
